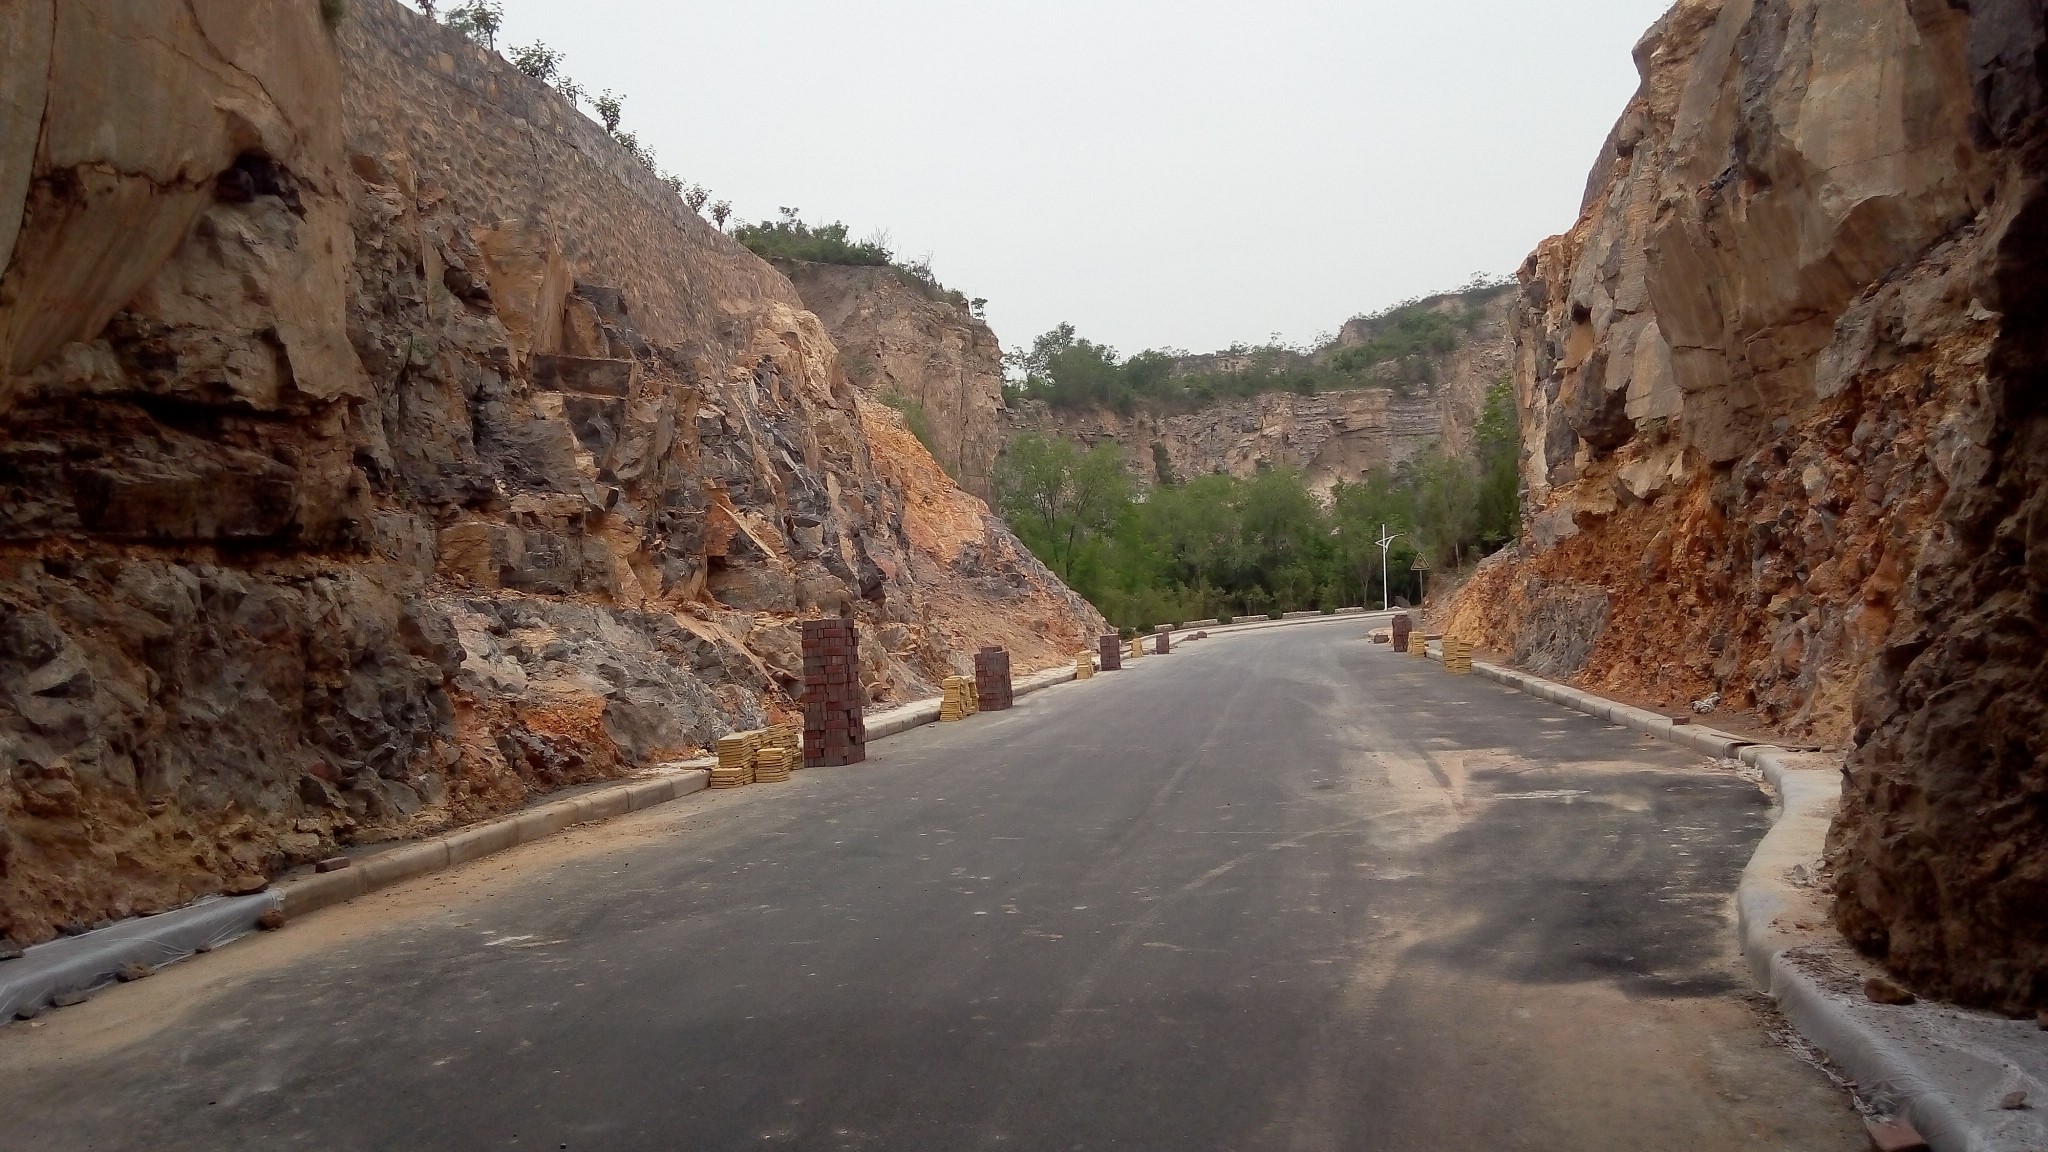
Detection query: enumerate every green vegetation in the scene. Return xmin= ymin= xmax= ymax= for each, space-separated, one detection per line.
xmin=735 ymin=211 xmax=892 ymax=266
xmin=422 ymin=7 xmax=728 ymax=222
xmin=321 ymin=0 xmax=349 ymax=26
xmin=440 ymin=0 xmax=500 ymax=47
xmin=877 ymin=390 xmax=941 ymax=461
xmin=995 ymin=374 xmax=1521 ymax=629
xmin=1006 ymin=278 xmax=1513 ymax=415
xmin=737 ymin=210 xmax=970 ymax=309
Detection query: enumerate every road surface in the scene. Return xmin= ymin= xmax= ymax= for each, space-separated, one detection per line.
xmin=0 ymin=621 xmax=1862 ymax=1150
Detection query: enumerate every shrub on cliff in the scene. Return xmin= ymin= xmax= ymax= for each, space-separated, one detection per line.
xmin=877 ymin=391 xmax=943 ymax=466
xmin=738 ymin=211 xmax=892 ymax=267
xmin=442 ymin=0 xmax=501 ymax=47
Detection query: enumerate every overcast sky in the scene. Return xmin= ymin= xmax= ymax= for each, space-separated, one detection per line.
xmin=478 ymin=0 xmax=1674 ymax=356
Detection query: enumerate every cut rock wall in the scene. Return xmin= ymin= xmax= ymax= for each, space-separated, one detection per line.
xmin=1441 ymin=0 xmax=2047 ymax=1012
xmin=778 ymin=261 xmax=1005 ymax=500
xmin=0 ymin=0 xmax=1101 ymax=947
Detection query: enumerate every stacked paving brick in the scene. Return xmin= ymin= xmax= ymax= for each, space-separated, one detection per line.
xmin=942 ymin=672 xmax=974 ymax=717
xmin=1074 ymin=652 xmax=1095 ymax=680
xmin=1154 ymin=627 xmax=1172 ymax=655
xmin=1098 ymin=634 xmax=1122 ymax=671
xmin=753 ymin=745 xmax=793 ymax=782
xmin=1391 ymin=613 xmax=1412 ymax=653
xmin=1442 ymin=638 xmax=1473 ymax=674
xmin=712 ymin=731 xmax=760 ymax=788
xmin=974 ymin=647 xmax=1014 ymax=711
xmin=802 ymin=619 xmax=865 ymax=766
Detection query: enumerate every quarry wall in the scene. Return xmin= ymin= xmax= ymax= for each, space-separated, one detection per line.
xmin=1442 ymin=0 xmax=2047 ymax=1012
xmin=0 ymin=0 xmax=1102 ymax=949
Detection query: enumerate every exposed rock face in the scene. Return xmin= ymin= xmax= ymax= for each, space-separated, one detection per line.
xmin=1441 ymin=0 xmax=2047 ymax=1011
xmin=0 ymin=0 xmax=1101 ymax=945
xmin=1005 ymin=291 xmax=1512 ymax=497
xmin=778 ymin=261 xmax=1005 ymax=499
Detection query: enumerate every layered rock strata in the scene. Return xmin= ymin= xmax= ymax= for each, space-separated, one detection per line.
xmin=0 ymin=0 xmax=1101 ymax=946
xmin=1441 ymin=0 xmax=2046 ymax=1011
xmin=1004 ymin=291 xmax=1512 ymax=497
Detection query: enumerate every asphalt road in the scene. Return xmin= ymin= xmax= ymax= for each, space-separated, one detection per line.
xmin=0 ymin=621 xmax=1863 ymax=1151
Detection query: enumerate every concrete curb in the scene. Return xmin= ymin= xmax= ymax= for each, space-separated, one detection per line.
xmin=277 ymin=769 xmax=712 ymax=920
xmin=1424 ymin=645 xmax=2045 ymax=1152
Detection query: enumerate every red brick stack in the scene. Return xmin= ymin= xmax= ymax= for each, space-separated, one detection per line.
xmin=1154 ymin=626 xmax=1172 ymax=655
xmin=1391 ymin=613 xmax=1413 ymax=653
xmin=802 ymin=618 xmax=865 ymax=766
xmin=1098 ymin=634 xmax=1122 ymax=671
xmin=974 ymin=647 xmax=1014 ymax=711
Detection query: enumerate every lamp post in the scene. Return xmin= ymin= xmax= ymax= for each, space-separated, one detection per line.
xmin=1375 ymin=525 xmax=1403 ymax=613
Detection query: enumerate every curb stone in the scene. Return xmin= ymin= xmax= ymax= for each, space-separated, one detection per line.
xmin=1424 ymin=644 xmax=2047 ymax=1152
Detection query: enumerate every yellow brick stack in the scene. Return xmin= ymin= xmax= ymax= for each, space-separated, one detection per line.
xmin=765 ymin=722 xmax=799 ymax=756
xmin=1408 ymin=632 xmax=1429 ymax=658
xmin=712 ymin=730 xmax=761 ymax=788
xmin=939 ymin=676 xmax=974 ymax=722
xmin=1074 ymin=652 xmax=1095 ymax=680
xmin=1129 ymin=637 xmax=1144 ymax=660
xmin=753 ymin=744 xmax=793 ymax=782
xmin=1443 ymin=638 xmax=1473 ymax=675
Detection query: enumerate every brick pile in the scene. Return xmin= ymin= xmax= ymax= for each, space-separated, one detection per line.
xmin=802 ymin=619 xmax=865 ymax=766
xmin=1154 ymin=627 xmax=1172 ymax=655
xmin=974 ymin=647 xmax=1014 ymax=711
xmin=1443 ymin=638 xmax=1473 ymax=674
xmin=939 ymin=676 xmax=977 ymax=722
xmin=1098 ymin=634 xmax=1122 ymax=671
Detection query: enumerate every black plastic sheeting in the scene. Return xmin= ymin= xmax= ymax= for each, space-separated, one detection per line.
xmin=1 ymin=891 xmax=280 ymax=1021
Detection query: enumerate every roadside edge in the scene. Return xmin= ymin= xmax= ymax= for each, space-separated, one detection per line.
xmin=1432 ymin=645 xmax=2045 ymax=1152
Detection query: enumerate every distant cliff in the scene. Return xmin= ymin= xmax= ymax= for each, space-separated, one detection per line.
xmin=1005 ymin=289 xmax=1513 ymax=497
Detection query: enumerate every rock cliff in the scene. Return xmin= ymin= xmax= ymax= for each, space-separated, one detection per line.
xmin=777 ymin=261 xmax=1005 ymax=499
xmin=0 ymin=0 xmax=1102 ymax=946
xmin=1441 ymin=0 xmax=2047 ymax=1012
xmin=1005 ymin=290 xmax=1512 ymax=497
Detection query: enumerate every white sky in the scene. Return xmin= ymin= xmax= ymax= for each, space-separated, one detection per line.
xmin=478 ymin=0 xmax=1674 ymax=355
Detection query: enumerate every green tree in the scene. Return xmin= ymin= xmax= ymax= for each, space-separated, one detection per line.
xmin=1473 ymin=374 xmax=1521 ymax=549
xmin=443 ymin=0 xmax=501 ymax=47
xmin=995 ymin=435 xmax=1133 ymax=583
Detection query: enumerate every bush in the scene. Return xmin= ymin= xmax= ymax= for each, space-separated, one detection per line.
xmin=1268 ymin=610 xmax=1285 ymax=620
xmin=1319 ymin=606 xmax=1336 ymax=615
xmin=1118 ymin=626 xmax=1135 ymax=640
xmin=1217 ymin=614 xmax=1233 ymax=625
xmin=321 ymin=0 xmax=348 ymax=25
xmin=736 ymin=211 xmax=891 ymax=267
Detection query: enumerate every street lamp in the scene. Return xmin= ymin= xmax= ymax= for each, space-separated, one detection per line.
xmin=1375 ymin=525 xmax=1403 ymax=613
